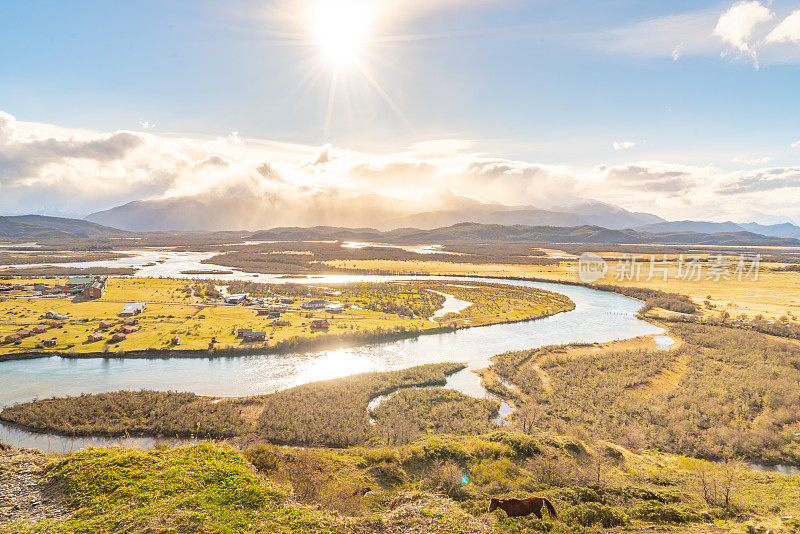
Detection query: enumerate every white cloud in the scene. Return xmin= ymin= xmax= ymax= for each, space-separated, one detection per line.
xmin=671 ymin=42 xmax=684 ymax=61
xmin=3 ymin=109 xmax=800 ymax=225
xmin=613 ymin=141 xmax=636 ymax=151
xmin=732 ymin=155 xmax=771 ymax=165
xmin=596 ymin=2 xmax=800 ymax=67
xmin=791 ymin=140 xmax=800 ymax=148
xmin=766 ymin=9 xmax=800 ymax=44
xmin=596 ymin=9 xmax=722 ymax=60
xmin=138 ymin=118 xmax=154 ymax=130
xmin=714 ymin=0 xmax=774 ymax=66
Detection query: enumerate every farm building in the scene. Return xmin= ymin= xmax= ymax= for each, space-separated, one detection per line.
xmin=110 ymin=333 xmax=127 ymax=343
xmin=4 ymin=333 xmax=20 ymax=343
xmin=99 ymin=321 xmax=114 ymax=330
xmin=17 ymin=329 xmax=32 ymax=338
xmin=42 ymin=338 xmax=57 ymax=348
xmin=226 ymin=294 xmax=250 ymax=305
xmin=310 ymin=319 xmax=330 ymax=329
xmin=82 ymin=280 xmax=106 ymax=299
xmin=64 ymin=277 xmax=94 ymax=294
xmin=242 ymin=331 xmax=266 ymax=342
xmin=120 ymin=302 xmax=146 ymax=317
xmin=45 ymin=311 xmax=68 ymax=321
xmin=123 ymin=317 xmax=138 ymax=326
xmin=301 ymin=299 xmax=327 ymax=310
xmin=119 ymin=325 xmax=140 ymax=334
xmin=49 ymin=321 xmax=64 ymax=328
xmin=87 ymin=333 xmax=104 ymax=342
xmin=279 ymin=297 xmax=296 ymax=304
xmin=325 ymin=302 xmax=344 ymax=313
xmin=31 ymin=325 xmax=48 ymax=334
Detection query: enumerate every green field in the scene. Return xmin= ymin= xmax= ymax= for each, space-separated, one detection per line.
xmin=0 ymin=277 xmax=573 ymax=357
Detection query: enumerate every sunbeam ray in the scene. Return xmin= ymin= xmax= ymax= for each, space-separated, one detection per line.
xmin=355 ymin=63 xmax=413 ymax=131
xmin=322 ymin=70 xmax=339 ymax=142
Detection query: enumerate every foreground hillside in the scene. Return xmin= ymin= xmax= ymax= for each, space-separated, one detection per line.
xmin=2 ymin=432 xmax=800 ymax=534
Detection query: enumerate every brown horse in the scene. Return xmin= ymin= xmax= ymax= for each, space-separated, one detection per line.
xmin=488 ymin=496 xmax=558 ymax=519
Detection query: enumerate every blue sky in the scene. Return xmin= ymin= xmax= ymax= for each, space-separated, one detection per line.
xmin=1 ymin=0 xmax=799 ymax=223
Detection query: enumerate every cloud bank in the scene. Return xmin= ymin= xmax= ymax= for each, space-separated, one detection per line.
xmin=1 ymin=110 xmax=799 ymax=228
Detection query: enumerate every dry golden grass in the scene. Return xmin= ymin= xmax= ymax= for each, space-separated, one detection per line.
xmin=0 ymin=277 xmax=571 ymax=356
xmin=325 ymin=257 xmax=800 ymax=323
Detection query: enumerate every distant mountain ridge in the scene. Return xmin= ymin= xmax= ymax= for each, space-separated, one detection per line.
xmin=635 ymin=220 xmax=800 ymax=239
xmin=0 ymin=215 xmax=128 ymax=241
xmin=385 ymin=200 xmax=665 ymax=230
xmin=250 ymin=222 xmax=800 ymax=246
xmin=84 ymin=193 xmax=800 ymax=243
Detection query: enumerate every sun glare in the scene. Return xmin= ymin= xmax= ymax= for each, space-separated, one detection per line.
xmin=310 ymin=0 xmax=371 ymax=68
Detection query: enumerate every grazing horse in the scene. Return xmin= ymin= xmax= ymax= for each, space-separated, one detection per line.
xmin=488 ymin=496 xmax=558 ymax=519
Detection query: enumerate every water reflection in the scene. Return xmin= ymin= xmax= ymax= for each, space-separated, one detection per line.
xmin=1 ymin=275 xmax=661 ymax=452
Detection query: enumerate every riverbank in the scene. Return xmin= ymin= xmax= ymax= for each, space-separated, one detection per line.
xmin=0 ymin=309 xmax=577 ymax=363
xmin=0 ymin=278 xmax=573 ymax=360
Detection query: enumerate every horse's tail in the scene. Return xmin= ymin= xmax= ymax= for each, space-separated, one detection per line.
xmin=542 ymin=497 xmax=558 ymax=519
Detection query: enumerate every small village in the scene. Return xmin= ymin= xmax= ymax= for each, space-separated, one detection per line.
xmin=0 ymin=275 xmax=433 ymax=355
xmin=0 ymin=275 xmax=568 ymax=357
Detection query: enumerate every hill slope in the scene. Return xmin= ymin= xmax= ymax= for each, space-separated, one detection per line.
xmin=0 ymin=215 xmax=128 ymax=241
xmin=250 ymin=222 xmax=800 ymax=246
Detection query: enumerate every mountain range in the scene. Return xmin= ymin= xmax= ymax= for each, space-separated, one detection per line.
xmin=249 ymin=223 xmax=800 ymax=246
xmin=0 ymin=215 xmax=130 ymax=240
xmin=84 ymin=193 xmax=800 ymax=240
xmin=86 ymin=195 xmax=670 ymax=233
xmin=634 ymin=220 xmax=800 ymax=239
xmin=2 ymin=197 xmax=799 ymax=247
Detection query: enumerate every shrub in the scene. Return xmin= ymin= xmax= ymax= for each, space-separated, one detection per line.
xmin=629 ymin=502 xmax=700 ymax=524
xmin=366 ymin=461 xmax=407 ymax=485
xmin=245 ymin=443 xmax=281 ymax=473
xmin=486 ymin=431 xmax=541 ymax=457
xmin=420 ymin=459 xmax=468 ymax=500
xmin=562 ymin=503 xmax=628 ymax=528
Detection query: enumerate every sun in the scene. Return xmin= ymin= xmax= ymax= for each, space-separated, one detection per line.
xmin=309 ymin=0 xmax=372 ymax=68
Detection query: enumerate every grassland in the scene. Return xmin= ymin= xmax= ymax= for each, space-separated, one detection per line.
xmin=4 ymin=316 xmax=800 ymax=532
xmin=4 ymin=432 xmax=800 ymax=533
xmin=0 ymin=277 xmax=573 ymax=358
xmin=489 ymin=323 xmax=800 ymax=466
xmin=0 ymin=251 xmax=132 ymax=265
xmin=324 ymin=255 xmax=800 ymax=324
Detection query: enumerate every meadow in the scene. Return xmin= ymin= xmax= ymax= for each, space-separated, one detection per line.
xmin=4 ymin=431 xmax=800 ymax=533
xmin=324 ymin=254 xmax=800 ymax=323
xmin=0 ymin=277 xmax=573 ymax=358
xmin=490 ymin=323 xmax=800 ymax=466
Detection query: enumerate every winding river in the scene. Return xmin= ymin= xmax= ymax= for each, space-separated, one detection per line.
xmin=2 ymin=250 xmax=798 ymax=477
xmin=0 ymin=262 xmax=665 ymax=452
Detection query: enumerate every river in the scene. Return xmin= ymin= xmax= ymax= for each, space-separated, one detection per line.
xmin=2 ymin=250 xmax=796 ymax=479
xmin=0 ymin=263 xmax=663 ymax=452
